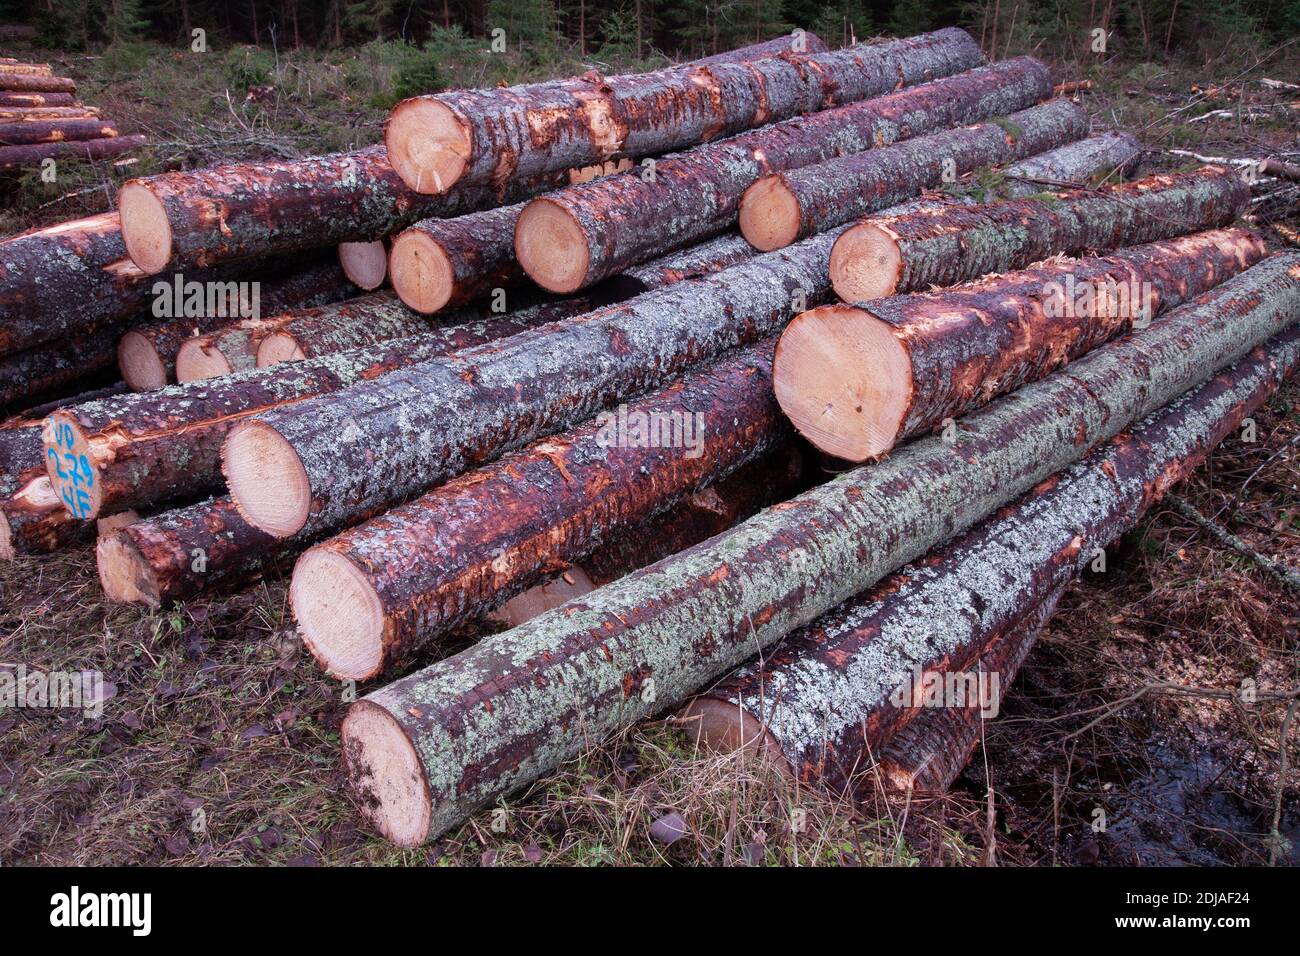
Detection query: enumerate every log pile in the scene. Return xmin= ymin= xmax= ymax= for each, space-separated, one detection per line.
xmin=4 ymin=28 xmax=1298 ymax=855
xmin=0 ymin=61 xmax=142 ymax=170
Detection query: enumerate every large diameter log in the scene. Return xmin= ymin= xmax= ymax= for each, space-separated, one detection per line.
xmin=738 ymin=98 xmax=1088 ymax=251
xmin=389 ymin=202 xmax=527 ymax=314
xmin=515 ymin=57 xmax=1057 ymax=293
xmin=339 ymin=253 xmax=1300 ymax=846
xmin=292 ymin=337 xmax=790 ymax=680
xmin=118 ymin=258 xmax=359 ymax=390
xmin=0 ymin=74 xmax=75 ymax=93
xmin=385 ymin=29 xmax=982 ymax=195
xmin=117 ymin=144 xmax=569 ymax=276
xmin=778 ymin=227 xmax=1265 ymax=462
xmin=830 ymin=166 xmax=1248 ymax=302
xmin=0 ymin=92 xmax=75 ymax=107
xmin=686 ymin=319 xmax=1300 ymax=792
xmin=0 ymin=117 xmax=118 ymax=145
xmin=691 ymin=32 xmax=828 ymax=66
xmin=0 ymin=134 xmax=143 ymax=171
xmin=222 ymin=226 xmax=849 ymax=540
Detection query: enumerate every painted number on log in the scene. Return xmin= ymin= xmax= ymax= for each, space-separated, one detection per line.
xmin=48 ymin=420 xmax=94 ymax=518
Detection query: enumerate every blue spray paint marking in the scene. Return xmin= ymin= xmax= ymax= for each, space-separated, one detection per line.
xmin=48 ymin=419 xmax=94 ymax=518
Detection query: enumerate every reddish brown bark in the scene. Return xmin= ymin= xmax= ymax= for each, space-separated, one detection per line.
xmin=0 ymin=134 xmax=143 ymax=170
xmin=0 ymin=117 xmax=118 ymax=145
xmin=0 ymin=92 xmax=75 ymax=107
xmin=389 ymin=202 xmax=527 ymax=314
xmin=1 ymin=323 xmax=121 ymax=410
xmin=0 ymin=420 xmax=87 ymax=559
xmin=0 ymin=74 xmax=75 ymax=93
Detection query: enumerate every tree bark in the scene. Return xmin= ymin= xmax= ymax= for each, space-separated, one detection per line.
xmin=292 ymin=337 xmax=791 ymax=680
xmin=0 ymin=74 xmax=75 ymax=93
xmin=830 ymin=166 xmax=1248 ymax=302
xmin=996 ymin=130 xmax=1141 ymax=194
xmin=0 ymin=63 xmax=53 ymax=76
xmin=340 ymin=253 xmax=1300 ymax=846
xmin=0 ymin=91 xmax=75 ymax=107
xmin=0 ymin=117 xmax=118 ymax=145
xmin=385 ymin=29 xmax=981 ymax=195
xmin=389 ymin=202 xmax=528 ymax=314
xmin=1 ymin=323 xmax=122 ymax=409
xmin=116 ymin=144 xmax=567 ymax=276
xmin=0 ymin=421 xmax=87 ymax=559
xmin=690 ymin=32 xmax=828 ymax=66
xmin=0 ymin=106 xmax=101 ymax=119
xmin=222 ymin=226 xmax=849 ymax=541
xmin=0 ymin=133 xmax=143 ymax=170
xmin=687 ymin=320 xmax=1300 ymax=794
xmin=739 ymin=99 xmax=1089 ymax=250
xmin=780 ymin=228 xmax=1266 ymax=462
xmin=514 ymin=58 xmax=1058 ymax=293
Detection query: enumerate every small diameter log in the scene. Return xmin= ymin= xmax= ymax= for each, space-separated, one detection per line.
xmin=739 ymin=99 xmax=1088 ymax=251
xmin=0 ymin=421 xmax=86 ymax=559
xmin=829 ymin=166 xmax=1247 ymax=302
xmin=385 ymin=29 xmax=981 ymax=195
xmin=292 ymin=337 xmax=789 ymax=680
xmin=996 ymin=130 xmax=1141 ymax=195
xmin=685 ymin=317 xmax=1300 ymax=793
xmin=389 ymin=202 xmax=527 ymax=314
xmin=0 ymin=117 xmax=118 ymax=145
xmin=0 ymin=134 xmax=143 ymax=171
xmin=338 ymin=240 xmax=389 ymax=291
xmin=175 ymin=320 xmax=282 ymax=381
xmin=874 ymin=589 xmax=1065 ymax=792
xmin=0 ymin=74 xmax=75 ymax=94
xmin=0 ymin=63 xmax=53 ymax=76
xmin=515 ymin=57 xmax=1057 ymax=293
xmin=117 ymin=258 xmax=359 ymax=390
xmin=222 ymin=226 xmax=848 ymax=541
xmin=777 ymin=227 xmax=1266 ymax=461
xmin=0 ymin=92 xmax=75 ymax=107
xmin=117 ymin=144 xmax=568 ymax=276
xmin=0 ymin=106 xmax=102 ymax=119
xmin=340 ymin=253 xmax=1300 ymax=846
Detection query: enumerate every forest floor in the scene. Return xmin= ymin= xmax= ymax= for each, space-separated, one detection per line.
xmin=0 ymin=37 xmax=1298 ymax=866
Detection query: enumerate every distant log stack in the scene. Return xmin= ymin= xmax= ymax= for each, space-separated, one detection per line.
xmin=0 ymin=65 xmax=140 ymax=171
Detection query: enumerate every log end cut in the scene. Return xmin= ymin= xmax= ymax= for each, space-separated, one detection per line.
xmin=42 ymin=413 xmax=105 ymax=520
xmin=292 ymin=547 xmax=386 ymax=680
xmin=829 ymin=222 xmax=903 ymax=302
xmin=773 ymin=304 xmax=913 ymax=462
xmin=678 ymin=697 xmax=793 ymax=776
xmin=514 ymin=198 xmax=591 ymax=294
xmin=385 ymin=97 xmax=471 ymax=195
xmin=118 ymin=179 xmax=173 ymax=274
xmin=256 ymin=331 xmax=306 ymax=367
xmin=222 ymin=419 xmax=311 ymax=538
xmin=175 ymin=337 xmax=234 ymax=382
xmin=338 ymin=240 xmax=389 ymax=291
xmin=117 ymin=330 xmax=169 ymax=391
xmin=342 ymin=701 xmax=433 ymax=848
xmin=738 ymin=176 xmax=801 ymax=252
xmin=389 ymin=228 xmax=455 ymax=313
xmin=96 ymin=531 xmax=161 ymax=606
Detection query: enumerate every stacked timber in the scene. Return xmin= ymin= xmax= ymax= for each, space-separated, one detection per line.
xmin=0 ymin=61 xmax=142 ymax=170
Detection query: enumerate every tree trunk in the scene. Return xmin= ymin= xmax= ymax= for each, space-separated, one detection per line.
xmin=739 ymin=99 xmax=1088 ymax=250
xmin=0 ymin=106 xmax=101 ymax=119
xmin=830 ymin=166 xmax=1248 ymax=302
xmin=0 ymin=74 xmax=75 ymax=93
xmin=292 ymin=337 xmax=791 ymax=680
xmin=514 ymin=58 xmax=1057 ymax=293
xmin=385 ymin=29 xmax=981 ymax=195
xmin=116 ymin=144 xmax=566 ymax=276
xmin=389 ymin=202 xmax=528 ymax=314
xmin=340 ymin=253 xmax=1300 ymax=846
xmin=997 ymin=130 xmax=1141 ymax=193
xmin=686 ymin=319 xmax=1300 ymax=794
xmin=0 ymin=91 xmax=76 ymax=106
xmin=0 ymin=421 xmax=88 ymax=559
xmin=777 ymin=227 xmax=1265 ymax=462
xmin=0 ymin=117 xmax=118 ymax=145
xmin=0 ymin=134 xmax=142 ymax=171
xmin=221 ymin=226 xmax=848 ymax=541
xmin=1 ymin=323 xmax=122 ymax=409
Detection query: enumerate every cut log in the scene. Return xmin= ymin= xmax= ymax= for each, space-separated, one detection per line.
xmin=1 ymin=322 xmax=122 ymax=409
xmin=222 ymin=226 xmax=850 ymax=541
xmin=874 ymin=588 xmax=1065 ymax=792
xmin=117 ymin=257 xmax=359 ymax=390
xmin=385 ymin=28 xmax=982 ymax=195
xmin=292 ymin=337 xmax=790 ymax=680
xmin=829 ymin=165 xmax=1248 ymax=302
xmin=690 ymin=31 xmax=828 ymax=66
xmin=340 ymin=253 xmax=1300 ymax=846
xmin=338 ymin=240 xmax=389 ymax=290
xmin=389 ymin=202 xmax=527 ymax=314
xmin=54 ymin=230 xmax=764 ymax=521
xmin=0 ymin=106 xmax=102 ymax=119
xmin=738 ymin=99 xmax=1088 ymax=251
xmin=0 ymin=133 xmax=142 ymax=170
xmin=0 ymin=74 xmax=75 ymax=93
xmin=567 ymin=158 xmax=634 ymax=185
xmin=0 ymin=63 xmax=53 ymax=76
xmin=515 ymin=58 xmax=1058 ymax=293
xmin=0 ymin=421 xmax=87 ymax=559
xmin=777 ymin=227 xmax=1265 ymax=461
xmin=685 ymin=319 xmax=1300 ymax=793
xmin=175 ymin=320 xmax=281 ymax=381
xmin=995 ymin=130 xmax=1141 ymax=194
xmin=0 ymin=117 xmax=118 ymax=145
xmin=0 ymin=92 xmax=75 ymax=107
xmin=117 ymin=144 xmax=568 ymax=276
